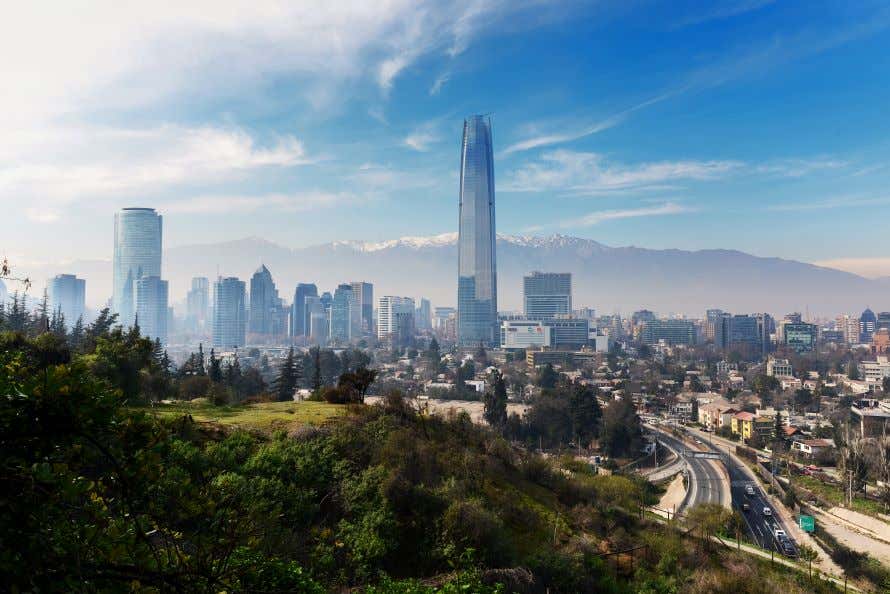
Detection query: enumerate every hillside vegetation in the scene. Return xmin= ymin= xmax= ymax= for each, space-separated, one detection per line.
xmin=0 ymin=330 xmax=842 ymax=593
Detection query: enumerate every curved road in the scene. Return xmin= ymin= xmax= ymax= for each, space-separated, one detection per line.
xmin=653 ymin=429 xmax=730 ymax=511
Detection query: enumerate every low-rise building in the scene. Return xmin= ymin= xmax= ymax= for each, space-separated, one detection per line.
xmin=851 ymin=404 xmax=890 ymax=437
xmin=791 ymin=438 xmax=835 ymax=458
xmin=767 ymin=357 xmax=794 ymax=378
xmin=861 ymin=356 xmax=890 ymax=389
xmin=731 ymin=411 xmax=756 ymax=440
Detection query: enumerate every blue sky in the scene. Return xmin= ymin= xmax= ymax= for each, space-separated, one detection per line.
xmin=3 ymin=0 xmax=890 ymax=277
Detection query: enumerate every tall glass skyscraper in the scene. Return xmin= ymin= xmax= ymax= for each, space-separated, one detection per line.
xmin=213 ymin=277 xmax=247 ymax=349
xmin=457 ymin=115 xmax=498 ymax=346
xmin=291 ymin=283 xmax=319 ymax=337
xmin=113 ymin=208 xmax=162 ymax=327
xmin=248 ymin=264 xmax=278 ymax=336
xmin=329 ymin=283 xmax=354 ymax=343
xmin=47 ymin=274 xmax=86 ymax=330
xmin=135 ymin=276 xmax=168 ymax=345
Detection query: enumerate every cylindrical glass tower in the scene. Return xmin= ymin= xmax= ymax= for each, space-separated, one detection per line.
xmin=113 ymin=207 xmax=162 ymax=328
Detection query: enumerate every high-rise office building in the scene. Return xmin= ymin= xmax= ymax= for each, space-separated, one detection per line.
xmin=213 ymin=277 xmax=246 ymax=349
xmin=523 ymin=272 xmax=571 ymax=320
xmin=416 ymin=298 xmax=432 ymax=330
xmin=248 ymin=265 xmax=279 ymax=336
xmin=135 ymin=276 xmax=168 ymax=345
xmin=290 ymin=283 xmax=318 ymax=337
xmin=350 ymin=282 xmax=373 ymax=335
xmin=320 ymin=292 xmax=333 ymax=314
xmin=186 ymin=277 xmax=209 ymax=332
xmin=640 ymin=319 xmax=696 ymax=346
xmin=860 ymin=308 xmax=878 ymax=343
xmin=113 ymin=208 xmax=162 ymax=327
xmin=378 ymin=296 xmax=416 ymax=346
xmin=877 ymin=312 xmax=890 ymax=331
xmin=545 ymin=318 xmax=589 ymax=349
xmin=457 ymin=115 xmax=498 ymax=347
xmin=631 ymin=309 xmax=656 ymax=328
xmin=47 ymin=274 xmax=86 ymax=329
xmin=329 ymin=284 xmax=354 ymax=343
xmin=783 ymin=322 xmax=818 ymax=353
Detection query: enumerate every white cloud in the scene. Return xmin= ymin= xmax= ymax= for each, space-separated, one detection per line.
xmin=566 ymin=202 xmax=693 ymax=227
xmin=672 ymin=0 xmax=776 ymax=28
xmin=505 ymin=150 xmax=742 ymax=195
xmin=403 ymin=130 xmax=440 ymax=152
xmin=766 ymin=194 xmax=890 ymax=212
xmin=0 ymin=124 xmax=313 ymax=219
xmin=165 ymin=191 xmax=354 ymax=214
xmin=755 ymin=158 xmax=847 ymax=178
xmin=501 ymin=91 xmax=680 ymax=156
xmin=429 ymin=72 xmax=451 ymax=95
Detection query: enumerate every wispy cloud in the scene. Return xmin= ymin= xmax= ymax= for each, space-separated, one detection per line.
xmin=429 ymin=72 xmax=450 ymax=95
xmin=504 ymin=150 xmax=742 ymax=195
xmin=766 ymin=194 xmax=890 ymax=212
xmin=165 ymin=191 xmax=355 ymax=215
xmin=755 ymin=157 xmax=847 ymax=178
xmin=565 ymin=202 xmax=693 ymax=227
xmin=502 ymin=91 xmax=679 ymax=156
xmin=0 ymin=124 xmax=315 ymax=220
xmin=672 ymin=0 xmax=776 ymax=29
xmin=403 ymin=129 xmax=439 ymax=152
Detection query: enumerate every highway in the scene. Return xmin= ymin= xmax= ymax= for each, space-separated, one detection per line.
xmin=688 ymin=429 xmax=797 ymax=557
xmin=653 ymin=430 xmax=730 ymax=510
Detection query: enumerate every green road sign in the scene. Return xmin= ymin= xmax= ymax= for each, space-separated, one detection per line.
xmin=799 ymin=515 xmax=815 ymax=532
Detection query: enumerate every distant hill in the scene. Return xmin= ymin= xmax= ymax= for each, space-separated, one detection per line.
xmin=18 ymin=234 xmax=890 ymax=317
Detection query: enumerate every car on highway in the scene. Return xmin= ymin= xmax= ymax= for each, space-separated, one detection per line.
xmin=742 ymin=502 xmax=750 ymax=512
xmin=762 ymin=507 xmax=772 ymax=517
xmin=774 ymin=527 xmax=786 ymax=539
xmin=780 ymin=539 xmax=796 ymax=557
xmin=745 ymin=484 xmax=755 ymax=496
xmin=694 ymin=438 xmax=703 ymax=445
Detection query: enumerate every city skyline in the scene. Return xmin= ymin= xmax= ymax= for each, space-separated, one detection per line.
xmin=4 ymin=2 xmax=890 ymax=279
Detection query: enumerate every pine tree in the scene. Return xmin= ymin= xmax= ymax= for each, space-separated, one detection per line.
xmin=160 ymin=350 xmax=172 ymax=377
xmin=224 ymin=356 xmax=242 ymax=400
xmin=196 ymin=343 xmax=206 ymax=376
xmin=49 ymin=306 xmax=67 ymax=339
xmin=208 ymin=348 xmax=223 ymax=383
xmin=426 ymin=337 xmax=440 ymax=364
xmin=152 ymin=338 xmax=164 ymax=366
xmin=273 ymin=347 xmax=301 ymax=401
xmin=311 ymin=347 xmax=322 ymax=393
xmin=483 ymin=371 xmax=508 ymax=429
xmin=569 ymin=382 xmax=602 ymax=448
xmin=32 ymin=289 xmax=50 ymax=336
xmin=88 ymin=308 xmax=118 ymax=339
xmin=6 ymin=292 xmax=30 ymax=333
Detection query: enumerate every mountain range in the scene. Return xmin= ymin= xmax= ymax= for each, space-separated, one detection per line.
xmin=16 ymin=234 xmax=890 ymax=318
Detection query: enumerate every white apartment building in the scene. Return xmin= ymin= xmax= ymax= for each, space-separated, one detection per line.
xmin=377 ymin=296 xmax=415 ymax=341
xmin=767 ymin=357 xmax=794 ymax=378
xmin=861 ymin=356 xmax=890 ymax=389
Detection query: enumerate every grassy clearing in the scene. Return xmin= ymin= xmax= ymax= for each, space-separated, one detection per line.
xmin=138 ymin=399 xmax=346 ymax=432
xmin=792 ymin=474 xmax=885 ymax=518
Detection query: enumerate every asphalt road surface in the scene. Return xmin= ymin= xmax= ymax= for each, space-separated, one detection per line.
xmin=654 ymin=430 xmax=730 ymax=510
xmin=691 ymin=431 xmax=798 ymax=557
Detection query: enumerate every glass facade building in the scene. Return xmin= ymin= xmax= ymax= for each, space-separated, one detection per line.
xmin=524 ymin=272 xmax=571 ymax=320
xmin=186 ymin=277 xmax=210 ymax=332
xmin=290 ymin=283 xmax=318 ymax=337
xmin=248 ymin=264 xmax=278 ymax=336
xmin=213 ymin=277 xmax=246 ymax=350
xmin=457 ymin=115 xmax=498 ymax=346
xmin=113 ymin=208 xmax=162 ymax=328
xmin=350 ymin=281 xmax=374 ymax=336
xmin=47 ymin=274 xmax=86 ymax=330
xmin=329 ymin=284 xmax=354 ymax=343
xmin=135 ymin=275 xmax=168 ymax=345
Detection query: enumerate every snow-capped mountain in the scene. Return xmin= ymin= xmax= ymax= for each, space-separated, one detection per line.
xmin=19 ymin=234 xmax=890 ymax=316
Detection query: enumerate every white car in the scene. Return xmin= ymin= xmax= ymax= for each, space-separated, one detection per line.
xmin=774 ymin=527 xmax=786 ymax=539
xmin=745 ymin=484 xmax=755 ymax=496
xmin=763 ymin=507 xmax=772 ymax=517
